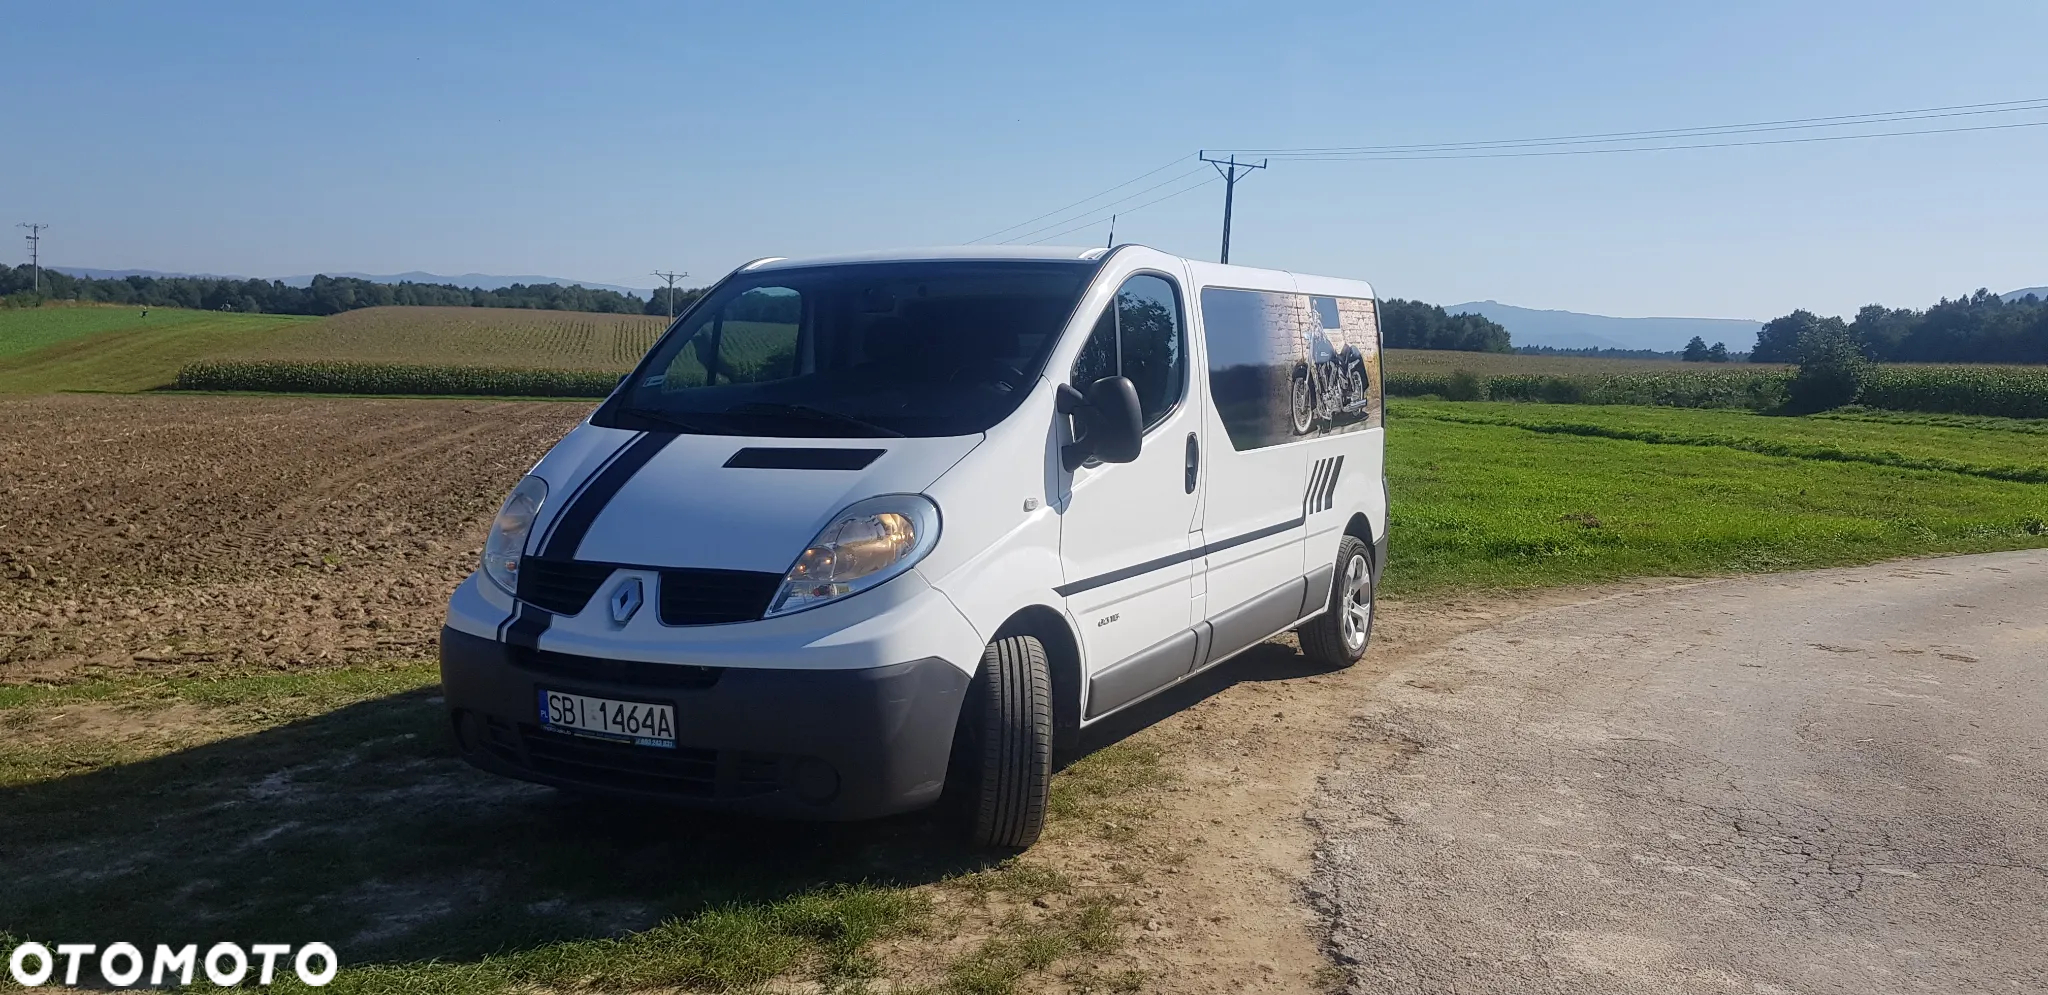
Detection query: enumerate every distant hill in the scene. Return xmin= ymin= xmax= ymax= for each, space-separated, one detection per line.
xmin=2003 ymin=286 xmax=2048 ymax=303
xmin=1446 ymin=300 xmax=1762 ymax=352
xmin=57 ymin=266 xmax=243 ymax=281
xmin=53 ymin=266 xmax=647 ymax=297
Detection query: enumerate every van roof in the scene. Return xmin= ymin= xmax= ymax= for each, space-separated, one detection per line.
xmin=742 ymin=246 xmax=1375 ymax=299
xmin=744 ymin=246 xmax=1110 ymax=271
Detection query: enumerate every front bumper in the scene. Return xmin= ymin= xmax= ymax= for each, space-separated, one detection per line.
xmin=440 ymin=627 xmax=970 ymax=820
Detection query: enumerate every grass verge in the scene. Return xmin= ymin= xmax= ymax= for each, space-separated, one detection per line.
xmin=1384 ymin=402 xmax=2048 ymax=594
xmin=1398 ymin=402 xmax=2048 ymax=483
xmin=0 ymin=664 xmax=1172 ymax=994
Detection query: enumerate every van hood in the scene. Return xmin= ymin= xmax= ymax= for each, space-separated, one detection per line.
xmin=525 ymin=425 xmax=980 ymax=574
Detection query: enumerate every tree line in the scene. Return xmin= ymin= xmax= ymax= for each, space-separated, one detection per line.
xmin=1752 ymin=289 xmax=2048 ymax=365
xmin=1 ymin=264 xmax=707 ymax=318
xmin=1377 ymin=299 xmax=1512 ymax=352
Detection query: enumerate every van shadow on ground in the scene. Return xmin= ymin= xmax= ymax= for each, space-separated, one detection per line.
xmin=0 ymin=639 xmax=1339 ymax=973
xmin=0 ymin=688 xmax=993 ymax=969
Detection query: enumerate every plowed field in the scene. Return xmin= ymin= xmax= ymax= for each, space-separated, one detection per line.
xmin=0 ymin=394 xmax=586 ymax=682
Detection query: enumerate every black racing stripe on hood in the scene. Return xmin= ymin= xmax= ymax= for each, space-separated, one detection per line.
xmin=540 ymin=431 xmax=678 ymax=560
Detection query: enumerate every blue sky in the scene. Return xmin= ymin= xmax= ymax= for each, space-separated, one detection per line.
xmin=9 ymin=0 xmax=2046 ymax=319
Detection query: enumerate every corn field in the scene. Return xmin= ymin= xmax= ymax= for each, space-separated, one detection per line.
xmin=178 ymin=361 xmax=621 ymax=397
xmin=228 ymin=306 xmax=667 ymax=372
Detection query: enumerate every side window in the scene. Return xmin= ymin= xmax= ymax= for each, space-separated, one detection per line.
xmin=660 ymin=287 xmax=801 ymax=390
xmin=1069 ymin=273 xmax=1186 ymax=430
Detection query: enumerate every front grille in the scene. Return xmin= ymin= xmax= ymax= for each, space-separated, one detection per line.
xmin=511 ymin=645 xmax=721 ymax=690
xmin=503 ymin=722 xmax=784 ymax=798
xmin=517 ymin=558 xmax=615 ymax=616
xmin=659 ymin=568 xmax=782 ymax=625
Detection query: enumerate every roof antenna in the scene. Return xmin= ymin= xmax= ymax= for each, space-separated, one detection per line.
xmin=1105 ymin=214 xmax=1117 ymax=249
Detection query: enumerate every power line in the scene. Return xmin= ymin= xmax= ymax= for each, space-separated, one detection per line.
xmin=1230 ymin=118 xmax=2048 ymax=162
xmin=968 ymin=154 xmax=1195 ymax=244
xmin=1246 ymin=101 xmax=2048 ymax=156
xmin=1022 ymin=175 xmax=1218 ymax=245
xmin=651 ymin=269 xmax=688 ymax=322
xmin=1023 ymin=173 xmax=1221 ymax=245
xmin=17 ymin=223 xmax=48 ymax=295
xmin=1198 ymin=154 xmax=1267 ymax=264
xmin=1210 ymin=96 xmax=2048 ymax=159
xmin=993 ymin=165 xmax=1209 ymax=245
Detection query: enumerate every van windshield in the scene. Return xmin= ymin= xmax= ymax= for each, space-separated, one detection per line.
xmin=595 ymin=260 xmax=1097 ymax=438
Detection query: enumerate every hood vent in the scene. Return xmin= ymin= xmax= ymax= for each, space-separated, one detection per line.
xmin=723 ymin=447 xmax=885 ymax=470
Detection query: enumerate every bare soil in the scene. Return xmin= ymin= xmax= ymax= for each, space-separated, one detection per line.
xmin=0 ymin=393 xmax=587 ymax=683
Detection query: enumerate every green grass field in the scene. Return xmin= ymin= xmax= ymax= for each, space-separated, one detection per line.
xmin=1384 ymin=398 xmax=2048 ymax=593
xmin=1398 ymin=399 xmax=2048 ymax=480
xmin=0 ymin=306 xmax=315 ymax=392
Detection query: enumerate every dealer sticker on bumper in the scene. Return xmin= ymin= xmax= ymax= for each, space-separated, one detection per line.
xmin=537 ymin=689 xmax=675 ymax=748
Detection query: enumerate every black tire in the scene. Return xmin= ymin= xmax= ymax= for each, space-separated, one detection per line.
xmin=957 ymin=634 xmax=1053 ymax=849
xmin=1299 ymin=535 xmax=1375 ymax=669
xmin=1290 ymin=367 xmax=1316 ymax=435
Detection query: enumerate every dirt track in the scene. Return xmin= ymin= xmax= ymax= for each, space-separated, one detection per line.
xmin=0 ymin=394 xmax=587 ymax=682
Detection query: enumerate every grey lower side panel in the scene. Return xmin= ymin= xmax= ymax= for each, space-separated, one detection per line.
xmin=1087 ymin=628 xmax=1199 ymax=719
xmin=1300 ymin=562 xmax=1336 ymax=618
xmin=1208 ymin=576 xmax=1308 ymax=666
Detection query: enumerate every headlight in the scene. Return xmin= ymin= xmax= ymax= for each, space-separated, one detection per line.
xmin=482 ymin=475 xmax=547 ymax=593
xmin=767 ymin=495 xmax=940 ymax=616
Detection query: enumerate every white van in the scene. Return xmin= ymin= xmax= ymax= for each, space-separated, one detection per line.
xmin=440 ymin=245 xmax=1387 ymax=848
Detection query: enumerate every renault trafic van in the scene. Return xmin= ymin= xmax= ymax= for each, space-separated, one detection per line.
xmin=440 ymin=245 xmax=1387 ymax=848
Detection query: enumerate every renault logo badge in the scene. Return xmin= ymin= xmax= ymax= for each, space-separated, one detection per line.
xmin=608 ymin=577 xmax=644 ymax=625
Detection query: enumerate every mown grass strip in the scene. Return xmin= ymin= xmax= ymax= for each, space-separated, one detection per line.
xmin=177 ymin=360 xmax=619 ymax=397
xmin=1387 ymin=365 xmax=2048 ymax=418
xmin=1812 ymin=407 xmax=2048 ymax=436
xmin=1399 ymin=407 xmax=2048 ymax=484
xmin=1387 ymin=369 xmax=1790 ymax=409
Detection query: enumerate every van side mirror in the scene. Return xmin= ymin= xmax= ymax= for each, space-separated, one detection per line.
xmin=1058 ymin=376 xmax=1144 ymax=471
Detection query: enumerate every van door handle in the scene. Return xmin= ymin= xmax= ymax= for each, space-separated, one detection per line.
xmin=1184 ymin=433 xmax=1200 ymax=494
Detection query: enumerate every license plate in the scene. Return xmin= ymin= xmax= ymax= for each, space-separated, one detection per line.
xmin=537 ymin=689 xmax=675 ymax=748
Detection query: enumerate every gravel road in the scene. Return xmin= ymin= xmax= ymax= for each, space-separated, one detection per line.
xmin=1310 ymin=551 xmax=2048 ymax=994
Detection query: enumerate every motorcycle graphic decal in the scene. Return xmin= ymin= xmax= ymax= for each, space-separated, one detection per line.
xmin=1200 ymin=287 xmax=1383 ymax=451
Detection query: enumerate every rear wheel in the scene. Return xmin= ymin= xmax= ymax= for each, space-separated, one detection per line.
xmin=954 ymin=635 xmax=1052 ymax=849
xmin=1299 ymin=535 xmax=1374 ymax=668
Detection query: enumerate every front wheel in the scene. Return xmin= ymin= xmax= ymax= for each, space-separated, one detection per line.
xmin=953 ymin=634 xmax=1053 ymax=849
xmin=1299 ymin=535 xmax=1375 ymax=668
xmin=1290 ymin=367 xmax=1316 ymax=435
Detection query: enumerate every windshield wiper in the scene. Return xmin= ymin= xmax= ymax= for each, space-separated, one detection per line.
xmin=721 ymin=402 xmax=905 ymax=438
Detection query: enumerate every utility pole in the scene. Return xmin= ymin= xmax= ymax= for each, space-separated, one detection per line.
xmin=651 ymin=269 xmax=688 ymax=322
xmin=17 ymin=223 xmax=48 ymax=294
xmin=1198 ymin=153 xmax=1267 ymax=264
